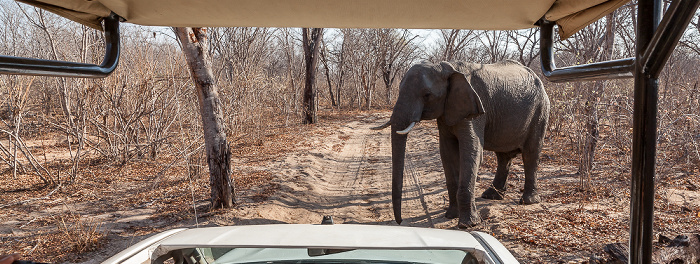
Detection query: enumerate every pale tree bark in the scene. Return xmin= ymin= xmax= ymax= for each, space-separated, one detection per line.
xmin=302 ymin=28 xmax=323 ymax=124
xmin=174 ymin=27 xmax=234 ymax=209
xmin=580 ymin=11 xmax=616 ymax=188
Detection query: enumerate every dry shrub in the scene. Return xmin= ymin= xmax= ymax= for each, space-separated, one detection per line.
xmin=656 ymin=53 xmax=700 ymax=180
xmin=59 ymin=214 xmax=106 ymax=254
xmin=86 ymin=32 xmax=193 ymax=164
xmin=220 ymin=68 xmax=301 ymax=147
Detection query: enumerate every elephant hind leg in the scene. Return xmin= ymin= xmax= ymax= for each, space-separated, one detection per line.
xmin=520 ymin=101 xmax=548 ymax=205
xmin=482 ymin=151 xmax=518 ymax=200
xmin=520 ymin=139 xmax=544 ymax=205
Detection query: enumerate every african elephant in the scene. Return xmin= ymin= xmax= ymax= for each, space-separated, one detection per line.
xmin=372 ymin=60 xmax=549 ymax=228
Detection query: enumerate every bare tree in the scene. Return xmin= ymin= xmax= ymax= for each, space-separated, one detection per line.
xmin=432 ymin=29 xmax=477 ymax=62
xmin=319 ymin=29 xmax=353 ymax=109
xmin=358 ymin=29 xmax=382 ymax=109
xmin=577 ymin=11 xmax=617 ymax=188
xmin=209 ymin=27 xmax=274 ymax=82
xmin=478 ymin=30 xmax=511 ymax=63
xmin=679 ymin=13 xmax=700 ymax=55
xmin=319 ymin=38 xmax=336 ymax=108
xmin=507 ymin=28 xmax=540 ymax=67
xmin=174 ymin=27 xmax=234 ymax=209
xmin=377 ymin=29 xmax=421 ymax=104
xmin=302 ymin=28 xmax=323 ymax=124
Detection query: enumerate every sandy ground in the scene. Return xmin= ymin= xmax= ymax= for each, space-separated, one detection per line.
xmin=2 ymin=110 xmax=699 ymax=263
xmin=211 ymin=111 xmax=699 ymax=262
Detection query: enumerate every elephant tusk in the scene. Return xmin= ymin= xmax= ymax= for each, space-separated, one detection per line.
xmin=370 ymin=120 xmax=391 ymax=130
xmin=396 ymin=122 xmax=417 ymax=135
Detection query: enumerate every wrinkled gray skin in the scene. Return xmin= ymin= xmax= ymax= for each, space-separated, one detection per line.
xmin=380 ymin=60 xmax=549 ymax=228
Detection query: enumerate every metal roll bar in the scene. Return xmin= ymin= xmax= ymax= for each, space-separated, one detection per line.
xmin=0 ymin=12 xmax=120 ymax=78
xmin=540 ymin=0 xmax=700 ymax=263
xmin=539 ymin=19 xmax=635 ymax=83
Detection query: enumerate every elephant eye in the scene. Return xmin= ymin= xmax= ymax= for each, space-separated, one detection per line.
xmin=423 ymin=93 xmax=431 ymax=100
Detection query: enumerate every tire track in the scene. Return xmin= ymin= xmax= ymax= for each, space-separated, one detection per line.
xmin=331 ymin=118 xmax=435 ymax=226
xmin=405 ymin=156 xmax=436 ymax=227
xmin=283 ymin=115 xmax=437 ymax=226
xmin=318 ymin=121 xmax=373 ymax=220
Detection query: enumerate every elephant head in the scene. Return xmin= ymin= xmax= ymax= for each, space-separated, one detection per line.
xmin=373 ymin=61 xmax=485 ymax=224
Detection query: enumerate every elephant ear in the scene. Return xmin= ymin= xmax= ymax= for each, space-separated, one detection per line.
xmin=442 ymin=63 xmax=485 ymax=126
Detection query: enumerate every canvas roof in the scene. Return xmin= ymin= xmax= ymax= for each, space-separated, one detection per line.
xmin=17 ymin=0 xmax=629 ymax=39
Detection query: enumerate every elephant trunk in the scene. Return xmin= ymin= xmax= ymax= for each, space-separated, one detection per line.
xmin=391 ymin=123 xmax=408 ymax=225
xmin=370 ymin=120 xmax=391 ymax=130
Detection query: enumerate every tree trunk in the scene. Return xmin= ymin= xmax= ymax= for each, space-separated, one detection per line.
xmin=336 ymin=37 xmax=346 ymax=108
xmin=174 ymin=27 xmax=234 ymax=209
xmin=361 ymin=65 xmax=371 ymax=109
xmin=302 ymin=28 xmax=323 ymax=124
xmin=580 ymin=11 xmax=616 ymax=188
xmin=383 ymin=66 xmax=393 ymax=105
xmin=319 ymin=41 xmax=336 ymax=107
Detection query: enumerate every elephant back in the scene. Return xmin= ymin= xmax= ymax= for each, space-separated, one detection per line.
xmin=464 ymin=60 xmax=549 ymax=151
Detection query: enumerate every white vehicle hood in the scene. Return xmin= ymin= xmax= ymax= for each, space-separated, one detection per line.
xmin=102 ymin=224 xmax=518 ymax=264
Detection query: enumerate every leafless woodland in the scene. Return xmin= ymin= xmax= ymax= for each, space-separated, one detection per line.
xmin=1 ymin=0 xmax=700 ymax=262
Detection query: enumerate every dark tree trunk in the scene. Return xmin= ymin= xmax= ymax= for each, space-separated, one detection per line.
xmin=174 ymin=27 xmax=234 ymax=209
xmin=336 ymin=36 xmax=346 ymax=108
xmin=302 ymin=28 xmax=323 ymax=124
xmin=382 ymin=65 xmax=393 ymax=104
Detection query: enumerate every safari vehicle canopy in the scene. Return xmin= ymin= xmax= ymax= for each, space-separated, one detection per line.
xmin=2 ymin=0 xmax=699 ymax=263
xmin=17 ymin=0 xmax=627 ymax=38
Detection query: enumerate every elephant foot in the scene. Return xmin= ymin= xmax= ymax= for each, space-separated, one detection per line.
xmin=481 ymin=187 xmax=506 ymax=200
xmin=445 ymin=206 xmax=459 ymax=219
xmin=519 ymin=191 xmax=541 ymax=205
xmin=457 ymin=213 xmax=481 ymax=229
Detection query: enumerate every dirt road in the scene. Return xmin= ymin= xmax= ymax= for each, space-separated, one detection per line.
xmin=223 ymin=112 xmax=449 ymax=228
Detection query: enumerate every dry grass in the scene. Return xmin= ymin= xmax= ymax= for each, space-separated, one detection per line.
xmin=59 ymin=214 xmax=106 ymax=254
xmin=0 ymin=115 xmax=314 ymax=262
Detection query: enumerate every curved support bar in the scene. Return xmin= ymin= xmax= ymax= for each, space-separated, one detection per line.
xmin=0 ymin=13 xmax=120 ymax=78
xmin=539 ymin=20 xmax=635 ymax=83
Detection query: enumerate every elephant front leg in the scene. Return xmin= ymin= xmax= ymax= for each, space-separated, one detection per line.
xmin=457 ymin=144 xmax=483 ymax=228
xmin=439 ymin=127 xmax=460 ymax=219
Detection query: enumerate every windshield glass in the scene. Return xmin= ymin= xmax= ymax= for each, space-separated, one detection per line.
xmin=159 ymin=248 xmax=484 ymax=264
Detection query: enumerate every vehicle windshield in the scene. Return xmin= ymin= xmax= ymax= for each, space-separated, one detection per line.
xmin=155 ymin=248 xmax=484 ymax=264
